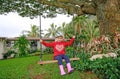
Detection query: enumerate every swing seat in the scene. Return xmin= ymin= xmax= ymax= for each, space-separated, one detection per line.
xmin=37 ymin=58 xmax=80 ymax=65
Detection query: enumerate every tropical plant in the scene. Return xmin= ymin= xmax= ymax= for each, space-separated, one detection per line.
xmin=73 ymin=15 xmax=88 ymax=35
xmin=82 ymin=17 xmax=99 ymax=43
xmin=58 ymin=22 xmax=67 ymax=36
xmin=61 ymin=23 xmax=74 ymax=38
xmin=14 ymin=35 xmax=30 ymax=57
xmin=22 ymin=25 xmax=40 ymax=37
xmin=44 ymin=23 xmax=60 ymax=38
xmin=64 ymin=15 xmax=99 ymax=53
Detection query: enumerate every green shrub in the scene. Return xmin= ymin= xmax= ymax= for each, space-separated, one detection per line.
xmin=72 ymin=52 xmax=91 ymax=71
xmin=66 ymin=48 xmax=91 ymax=71
xmin=70 ymin=51 xmax=120 ymax=79
xmin=89 ymin=57 xmax=120 ymax=79
xmin=14 ymin=35 xmax=30 ymax=57
xmin=66 ymin=47 xmax=75 ymax=58
xmin=3 ymin=50 xmax=17 ymax=59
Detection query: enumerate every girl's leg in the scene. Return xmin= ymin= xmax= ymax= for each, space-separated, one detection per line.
xmin=62 ymin=55 xmax=70 ymax=63
xmin=62 ymin=55 xmax=74 ymax=74
xmin=55 ymin=55 xmax=66 ymax=75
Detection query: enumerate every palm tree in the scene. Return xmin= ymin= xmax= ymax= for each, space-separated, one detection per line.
xmin=58 ymin=22 xmax=69 ymax=38
xmin=44 ymin=23 xmax=60 ymax=38
xmin=60 ymin=23 xmax=74 ymax=38
xmin=22 ymin=25 xmax=40 ymax=37
xmin=73 ymin=15 xmax=88 ymax=35
xmin=82 ymin=16 xmax=99 ymax=42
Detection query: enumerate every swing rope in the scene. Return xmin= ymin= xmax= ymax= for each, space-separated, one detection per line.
xmin=39 ymin=15 xmax=42 ymax=61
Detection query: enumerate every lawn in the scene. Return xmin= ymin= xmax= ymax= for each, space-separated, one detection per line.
xmin=0 ymin=54 xmax=98 ymax=79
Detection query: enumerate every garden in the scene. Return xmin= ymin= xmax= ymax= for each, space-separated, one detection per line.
xmin=1 ymin=0 xmax=120 ymax=79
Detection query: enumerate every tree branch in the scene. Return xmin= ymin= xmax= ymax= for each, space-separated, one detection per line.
xmin=57 ymin=0 xmax=84 ymax=6
xmin=37 ymin=0 xmax=96 ymax=16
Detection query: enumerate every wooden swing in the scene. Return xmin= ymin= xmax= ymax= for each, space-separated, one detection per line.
xmin=38 ymin=9 xmax=80 ymax=65
xmin=37 ymin=58 xmax=80 ymax=65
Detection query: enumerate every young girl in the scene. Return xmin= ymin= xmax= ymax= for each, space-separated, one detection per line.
xmin=40 ymin=35 xmax=75 ymax=75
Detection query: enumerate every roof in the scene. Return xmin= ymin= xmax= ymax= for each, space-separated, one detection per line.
xmin=0 ymin=37 xmax=69 ymax=41
xmin=0 ymin=37 xmax=6 ymax=40
xmin=6 ymin=37 xmax=55 ymax=41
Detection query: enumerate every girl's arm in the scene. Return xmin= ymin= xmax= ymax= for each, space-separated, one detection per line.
xmin=64 ymin=36 xmax=75 ymax=46
xmin=40 ymin=39 xmax=53 ymax=47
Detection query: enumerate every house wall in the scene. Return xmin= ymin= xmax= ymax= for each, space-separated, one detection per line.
xmin=37 ymin=41 xmax=40 ymax=50
xmin=37 ymin=41 xmax=46 ymax=51
xmin=0 ymin=37 xmax=53 ymax=59
xmin=0 ymin=39 xmax=6 ymax=59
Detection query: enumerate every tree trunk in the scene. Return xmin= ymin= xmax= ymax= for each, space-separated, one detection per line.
xmin=96 ymin=0 xmax=120 ymax=35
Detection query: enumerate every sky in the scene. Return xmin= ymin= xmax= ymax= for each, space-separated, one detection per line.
xmin=0 ymin=13 xmax=72 ymax=37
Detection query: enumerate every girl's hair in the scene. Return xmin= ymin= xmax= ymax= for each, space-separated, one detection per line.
xmin=55 ymin=35 xmax=65 ymax=42
xmin=55 ymin=35 xmax=63 ymax=38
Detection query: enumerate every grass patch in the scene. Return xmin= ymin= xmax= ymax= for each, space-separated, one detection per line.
xmin=0 ymin=54 xmax=98 ymax=79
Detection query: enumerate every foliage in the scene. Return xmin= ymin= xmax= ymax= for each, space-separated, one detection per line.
xmin=44 ymin=23 xmax=61 ymax=38
xmin=90 ymin=57 xmax=120 ymax=79
xmin=68 ymin=15 xmax=100 ymax=54
xmin=58 ymin=22 xmax=70 ymax=38
xmin=63 ymin=23 xmax=74 ymax=38
xmin=14 ymin=35 xmax=30 ymax=57
xmin=73 ymin=15 xmax=88 ymax=35
xmin=82 ymin=17 xmax=99 ymax=42
xmin=66 ymin=47 xmax=75 ymax=58
xmin=0 ymin=0 xmax=102 ymax=18
xmin=2 ymin=50 xmax=17 ymax=59
xmin=0 ymin=0 xmax=73 ymax=18
xmin=0 ymin=0 xmax=42 ymax=18
xmin=22 ymin=24 xmax=40 ymax=37
xmin=72 ymin=52 xmax=91 ymax=71
xmin=68 ymin=51 xmax=120 ymax=79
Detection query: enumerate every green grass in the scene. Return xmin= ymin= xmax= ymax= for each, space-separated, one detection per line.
xmin=0 ymin=54 xmax=98 ymax=79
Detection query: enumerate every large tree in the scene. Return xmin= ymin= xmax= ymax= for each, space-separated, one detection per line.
xmin=0 ymin=0 xmax=120 ymax=35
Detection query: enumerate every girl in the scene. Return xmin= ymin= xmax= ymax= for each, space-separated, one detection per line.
xmin=40 ymin=35 xmax=75 ymax=75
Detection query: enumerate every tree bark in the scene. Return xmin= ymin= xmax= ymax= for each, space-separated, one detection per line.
xmin=96 ymin=0 xmax=120 ymax=35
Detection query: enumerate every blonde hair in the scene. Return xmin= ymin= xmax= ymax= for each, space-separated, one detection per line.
xmin=55 ymin=35 xmax=63 ymax=38
xmin=55 ymin=35 xmax=64 ymax=42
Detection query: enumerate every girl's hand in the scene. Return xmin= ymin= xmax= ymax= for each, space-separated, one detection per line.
xmin=72 ymin=36 xmax=75 ymax=38
xmin=40 ymin=39 xmax=43 ymax=42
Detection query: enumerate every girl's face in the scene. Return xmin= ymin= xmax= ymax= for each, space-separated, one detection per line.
xmin=55 ymin=36 xmax=64 ymax=42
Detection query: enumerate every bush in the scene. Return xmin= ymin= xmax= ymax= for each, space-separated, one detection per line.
xmin=72 ymin=51 xmax=120 ymax=79
xmin=66 ymin=48 xmax=91 ymax=71
xmin=89 ymin=57 xmax=120 ymax=79
xmin=66 ymin=47 xmax=75 ymax=58
xmin=3 ymin=50 xmax=17 ymax=59
xmin=72 ymin=52 xmax=91 ymax=71
xmin=14 ymin=36 xmax=30 ymax=57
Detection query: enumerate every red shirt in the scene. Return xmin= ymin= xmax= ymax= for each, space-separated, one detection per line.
xmin=41 ymin=37 xmax=74 ymax=57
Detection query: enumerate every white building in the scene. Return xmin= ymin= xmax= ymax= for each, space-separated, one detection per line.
xmin=0 ymin=37 xmax=54 ymax=59
xmin=0 ymin=37 xmax=6 ymax=59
